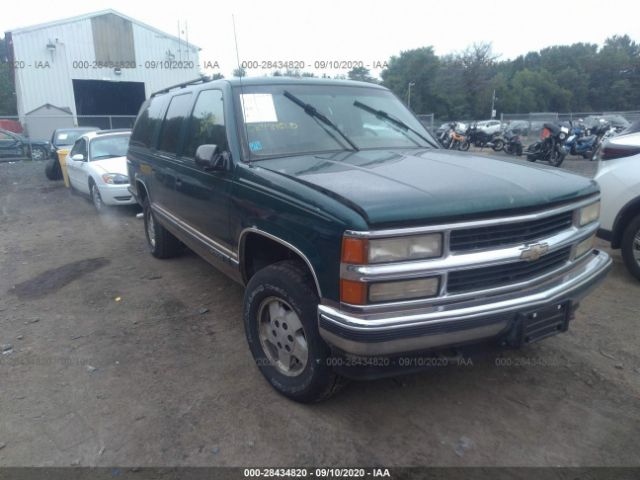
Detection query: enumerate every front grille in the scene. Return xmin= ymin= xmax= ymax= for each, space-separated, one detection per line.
xmin=449 ymin=210 xmax=574 ymax=252
xmin=447 ymin=246 xmax=572 ymax=294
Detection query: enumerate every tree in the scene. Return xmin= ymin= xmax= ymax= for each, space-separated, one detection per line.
xmin=232 ymin=67 xmax=246 ymax=78
xmin=347 ymin=66 xmax=376 ymax=83
xmin=0 ymin=37 xmax=17 ymax=115
xmin=210 ymin=73 xmax=224 ymax=80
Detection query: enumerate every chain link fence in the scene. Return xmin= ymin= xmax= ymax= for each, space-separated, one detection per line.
xmin=0 ymin=115 xmax=137 ymax=140
xmin=500 ymin=111 xmax=640 ymax=144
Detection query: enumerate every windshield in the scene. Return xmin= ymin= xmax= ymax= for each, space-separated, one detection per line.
xmin=89 ymin=134 xmax=130 ymax=160
xmin=234 ymin=84 xmax=436 ymax=158
xmin=55 ymin=130 xmax=94 ymax=146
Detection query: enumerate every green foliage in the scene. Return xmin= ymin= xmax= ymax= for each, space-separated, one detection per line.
xmin=232 ymin=67 xmax=246 ymax=78
xmin=0 ymin=36 xmax=17 ymax=115
xmin=381 ymin=36 xmax=640 ymax=117
xmin=348 ymin=66 xmax=377 ymax=83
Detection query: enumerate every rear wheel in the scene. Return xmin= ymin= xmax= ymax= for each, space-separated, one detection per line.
xmin=243 ymin=260 xmax=345 ymax=402
xmin=142 ymin=196 xmax=181 ymax=258
xmin=30 ymin=146 xmax=47 ymax=161
xmin=492 ymin=139 xmax=504 ymax=151
xmin=459 ymin=141 xmax=470 ymax=151
xmin=621 ymin=214 xmax=640 ymax=281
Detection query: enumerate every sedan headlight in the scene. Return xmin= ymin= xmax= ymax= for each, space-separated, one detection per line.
xmin=102 ymin=173 xmax=129 ymax=185
xmin=578 ymin=201 xmax=600 ymax=226
xmin=368 ymin=233 xmax=443 ymax=263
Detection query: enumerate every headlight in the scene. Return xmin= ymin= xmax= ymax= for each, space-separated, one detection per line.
xmin=578 ymin=201 xmax=600 ymax=226
xmin=369 ymin=277 xmax=440 ymax=303
xmin=368 ymin=233 xmax=443 ymax=263
xmin=102 ymin=173 xmax=129 ymax=185
xmin=574 ymin=234 xmax=595 ymax=259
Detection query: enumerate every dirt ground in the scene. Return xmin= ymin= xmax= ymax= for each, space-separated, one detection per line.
xmin=0 ymin=156 xmax=638 ymax=467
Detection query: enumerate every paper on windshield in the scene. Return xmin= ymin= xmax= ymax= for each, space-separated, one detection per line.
xmin=57 ymin=133 xmax=68 ymax=140
xmin=240 ymin=94 xmax=278 ymax=123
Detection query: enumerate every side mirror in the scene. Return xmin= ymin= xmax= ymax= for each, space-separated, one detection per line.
xmin=195 ymin=144 xmax=228 ymax=171
xmin=71 ymin=153 xmax=85 ymax=161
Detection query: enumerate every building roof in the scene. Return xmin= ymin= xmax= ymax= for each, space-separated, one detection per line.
xmin=24 ymin=103 xmax=73 ymax=116
xmin=7 ymin=9 xmax=201 ymax=51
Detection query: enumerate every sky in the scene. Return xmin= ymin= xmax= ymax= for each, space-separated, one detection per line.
xmin=2 ymin=0 xmax=638 ymax=78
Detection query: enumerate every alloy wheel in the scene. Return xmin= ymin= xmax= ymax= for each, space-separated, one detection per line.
xmin=257 ymin=296 xmax=308 ymax=377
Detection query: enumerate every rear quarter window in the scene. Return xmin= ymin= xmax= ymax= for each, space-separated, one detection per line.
xmin=130 ymin=98 xmax=165 ymax=149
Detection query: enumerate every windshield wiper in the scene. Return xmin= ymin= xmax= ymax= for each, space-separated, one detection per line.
xmin=283 ymin=90 xmax=359 ymax=151
xmin=353 ymin=100 xmax=438 ymax=148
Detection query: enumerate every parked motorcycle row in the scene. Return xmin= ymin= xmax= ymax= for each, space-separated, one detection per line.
xmin=435 ymin=119 xmax=625 ymax=167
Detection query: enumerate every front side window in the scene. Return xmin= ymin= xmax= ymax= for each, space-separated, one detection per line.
xmin=90 ymin=134 xmax=131 ymax=160
xmin=70 ymin=138 xmax=87 ymax=157
xmin=234 ymin=84 xmax=436 ymax=159
xmin=157 ymin=93 xmax=192 ymax=155
xmin=183 ymin=89 xmax=228 ymax=158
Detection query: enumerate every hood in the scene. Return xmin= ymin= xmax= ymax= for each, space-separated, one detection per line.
xmin=255 ymin=149 xmax=598 ymax=227
xmin=91 ymin=156 xmax=128 ymax=176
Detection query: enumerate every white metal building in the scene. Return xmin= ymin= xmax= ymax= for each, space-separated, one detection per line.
xmin=6 ymin=9 xmax=201 ymax=138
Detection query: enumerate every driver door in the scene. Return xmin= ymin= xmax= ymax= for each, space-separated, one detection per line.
xmin=66 ymin=138 xmax=89 ymax=192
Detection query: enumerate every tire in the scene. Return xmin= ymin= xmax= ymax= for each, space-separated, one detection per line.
xmin=44 ymin=157 xmax=62 ymax=180
xmin=492 ymin=139 xmax=504 ymax=151
xmin=459 ymin=141 xmax=470 ymax=152
xmin=526 ymin=154 xmax=537 ymax=162
xmin=549 ymin=147 xmax=566 ymax=167
xmin=142 ymin=196 xmax=181 ymax=258
xmin=243 ymin=260 xmax=345 ymax=403
xmin=621 ymin=214 xmax=640 ymax=281
xmin=90 ymin=181 xmax=108 ymax=213
xmin=30 ymin=146 xmax=47 ymax=161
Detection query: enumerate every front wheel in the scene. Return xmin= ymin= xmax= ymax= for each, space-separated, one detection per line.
xmin=90 ymin=182 xmax=108 ymax=213
xmin=243 ymin=260 xmax=345 ymax=402
xmin=621 ymin=214 xmax=640 ymax=281
xmin=492 ymin=139 xmax=504 ymax=151
xmin=459 ymin=141 xmax=470 ymax=151
xmin=549 ymin=147 xmax=566 ymax=167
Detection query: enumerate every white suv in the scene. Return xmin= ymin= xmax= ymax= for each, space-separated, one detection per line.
xmin=475 ymin=120 xmax=502 ymax=135
xmin=594 ymin=128 xmax=640 ymax=280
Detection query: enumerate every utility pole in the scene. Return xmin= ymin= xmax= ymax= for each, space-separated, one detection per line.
xmin=490 ymin=89 xmax=497 ymax=119
xmin=407 ymin=81 xmax=415 ymax=110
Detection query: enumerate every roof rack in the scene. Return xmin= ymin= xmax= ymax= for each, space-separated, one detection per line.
xmin=150 ymin=75 xmax=214 ymax=98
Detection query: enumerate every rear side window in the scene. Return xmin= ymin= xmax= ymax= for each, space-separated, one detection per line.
xmin=183 ymin=89 xmax=228 ymax=159
xmin=158 ymin=93 xmax=192 ymax=155
xmin=130 ymin=98 xmax=165 ymax=149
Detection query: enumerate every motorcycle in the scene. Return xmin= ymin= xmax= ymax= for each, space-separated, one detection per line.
xmin=502 ymin=130 xmax=523 ymax=156
xmin=465 ymin=124 xmax=504 ymax=151
xmin=436 ymin=122 xmax=456 ymax=148
xmin=564 ymin=123 xmax=599 ymax=159
xmin=525 ymin=123 xmax=569 ymax=167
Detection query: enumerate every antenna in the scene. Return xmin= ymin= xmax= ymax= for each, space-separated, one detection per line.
xmin=232 ymin=14 xmax=251 ymax=164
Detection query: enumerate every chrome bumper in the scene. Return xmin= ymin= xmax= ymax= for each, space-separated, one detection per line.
xmin=318 ymin=250 xmax=611 ymax=356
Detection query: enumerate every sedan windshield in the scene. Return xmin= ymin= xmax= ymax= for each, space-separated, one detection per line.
xmin=235 ymin=84 xmax=436 ymax=158
xmin=90 ymin=134 xmax=130 ymax=160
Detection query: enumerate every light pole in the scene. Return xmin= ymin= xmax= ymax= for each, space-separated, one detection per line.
xmin=407 ymin=81 xmax=415 ymax=110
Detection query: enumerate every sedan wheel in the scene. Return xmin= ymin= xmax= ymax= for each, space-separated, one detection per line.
xmin=621 ymin=214 xmax=640 ymax=281
xmin=30 ymin=146 xmax=46 ymax=161
xmin=91 ymin=183 xmax=105 ymax=212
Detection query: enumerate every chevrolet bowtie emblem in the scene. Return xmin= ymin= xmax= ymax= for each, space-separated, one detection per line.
xmin=520 ymin=243 xmax=549 ymax=262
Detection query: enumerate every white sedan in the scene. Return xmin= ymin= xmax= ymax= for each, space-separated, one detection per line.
xmin=65 ymin=130 xmax=136 ymax=212
xmin=594 ymin=126 xmax=640 ymax=280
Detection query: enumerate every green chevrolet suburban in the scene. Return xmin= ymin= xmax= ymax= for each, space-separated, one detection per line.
xmin=127 ymin=77 xmax=612 ymax=402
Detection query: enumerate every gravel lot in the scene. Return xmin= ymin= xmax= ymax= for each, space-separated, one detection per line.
xmin=0 ymin=155 xmax=638 ymax=467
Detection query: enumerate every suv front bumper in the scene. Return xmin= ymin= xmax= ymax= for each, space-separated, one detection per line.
xmin=318 ymin=250 xmax=611 ymax=356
